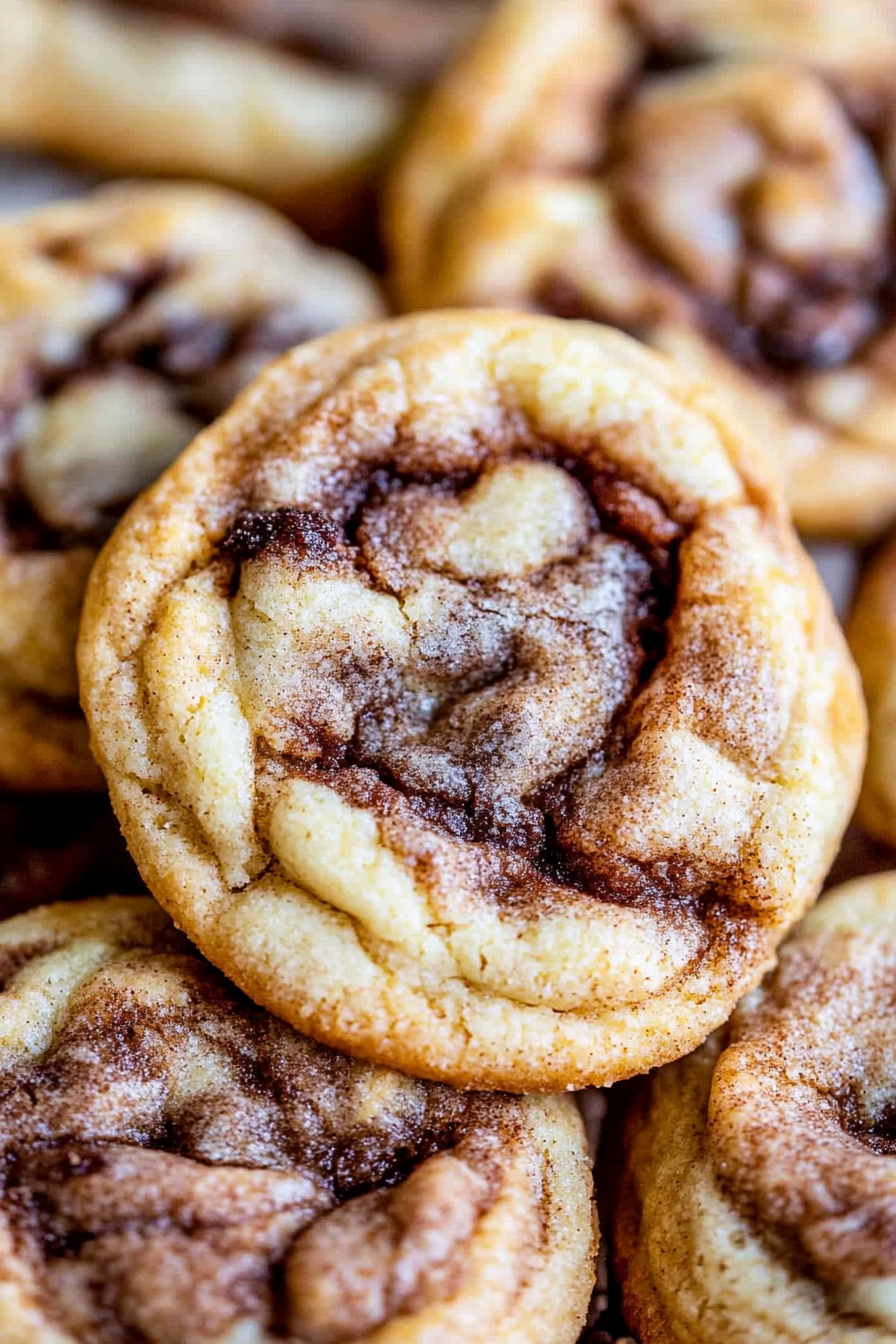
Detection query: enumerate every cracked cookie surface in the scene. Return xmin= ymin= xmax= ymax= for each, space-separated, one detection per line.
xmin=0 ymin=180 xmax=383 ymax=789
xmin=78 ymin=311 xmax=864 ymax=1090
xmin=615 ymin=871 xmax=896 ymax=1343
xmin=0 ymin=895 xmax=594 ymax=1344
xmin=387 ymin=0 xmax=896 ymax=537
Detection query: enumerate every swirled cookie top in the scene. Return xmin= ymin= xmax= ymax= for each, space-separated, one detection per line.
xmin=0 ymin=183 xmax=380 ymax=556
xmin=533 ymin=22 xmax=896 ymax=381
xmin=220 ymin=457 xmax=675 ymax=903
xmin=707 ymin=876 xmax=896 ymax=1321
xmin=80 ymin=314 xmax=861 ymax=1080
xmin=0 ymin=898 xmax=537 ymax=1343
xmin=399 ymin=0 xmax=896 ymax=387
xmin=599 ymin=58 xmax=894 ymax=379
xmin=119 ymin=316 xmax=810 ymax=930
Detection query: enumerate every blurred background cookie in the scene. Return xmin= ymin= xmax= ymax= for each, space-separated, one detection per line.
xmin=0 ymin=0 xmax=408 ymax=239
xmin=848 ymin=530 xmax=896 ymax=849
xmin=0 ymin=895 xmax=595 ymax=1344
xmin=387 ymin=0 xmax=896 ymax=538
xmin=0 ymin=179 xmax=383 ymax=790
xmin=78 ymin=311 xmax=865 ymax=1091
xmin=614 ymin=871 xmax=896 ymax=1341
xmin=134 ymin=0 xmax=491 ymax=90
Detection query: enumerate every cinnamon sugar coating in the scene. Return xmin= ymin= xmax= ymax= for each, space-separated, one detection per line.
xmin=78 ymin=312 xmax=864 ymax=1091
xmin=387 ymin=0 xmax=896 ymax=538
xmin=0 ymin=896 xmax=594 ymax=1344
xmin=615 ymin=872 xmax=896 ymax=1342
xmin=0 ymin=181 xmax=383 ymax=790
xmin=848 ymin=532 xmax=896 ymax=848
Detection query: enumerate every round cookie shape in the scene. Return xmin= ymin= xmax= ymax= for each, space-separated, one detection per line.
xmin=0 ymin=895 xmax=594 ymax=1344
xmin=78 ymin=311 xmax=865 ymax=1091
xmin=0 ymin=180 xmax=384 ymax=790
xmin=848 ymin=533 xmax=896 ymax=848
xmin=386 ymin=0 xmax=896 ymax=538
xmin=615 ymin=871 xmax=896 ymax=1343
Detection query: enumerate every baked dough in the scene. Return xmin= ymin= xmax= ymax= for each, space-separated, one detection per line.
xmin=0 ymin=895 xmax=594 ymax=1343
xmin=78 ymin=312 xmax=865 ymax=1090
xmin=0 ymin=0 xmax=407 ymax=234
xmin=615 ymin=871 xmax=896 ymax=1343
xmin=0 ymin=180 xmax=383 ymax=790
xmin=387 ymin=0 xmax=896 ymax=537
xmin=133 ymin=0 xmax=489 ymax=90
xmin=848 ymin=531 xmax=896 ymax=848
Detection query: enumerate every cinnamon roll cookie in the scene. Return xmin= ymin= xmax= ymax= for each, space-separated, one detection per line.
xmin=614 ymin=871 xmax=896 ymax=1343
xmin=848 ymin=531 xmax=896 ymax=848
xmin=0 ymin=0 xmax=411 ymax=235
xmin=77 ymin=312 xmax=865 ymax=1091
xmin=0 ymin=180 xmax=383 ymax=790
xmin=387 ymin=0 xmax=896 ymax=537
xmin=0 ymin=896 xmax=594 ymax=1343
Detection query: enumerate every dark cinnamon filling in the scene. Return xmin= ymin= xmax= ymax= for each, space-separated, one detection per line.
xmin=536 ymin=25 xmax=896 ymax=380
xmin=840 ymin=1092 xmax=896 ymax=1157
xmin=0 ymin=260 xmax=317 ymax=555
xmin=0 ymin=941 xmax=509 ymax=1343
xmin=222 ymin=457 xmax=685 ymax=905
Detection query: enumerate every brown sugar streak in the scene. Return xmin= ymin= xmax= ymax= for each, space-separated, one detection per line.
xmin=222 ymin=451 xmax=685 ymax=908
xmin=0 ymin=912 xmax=530 ymax=1343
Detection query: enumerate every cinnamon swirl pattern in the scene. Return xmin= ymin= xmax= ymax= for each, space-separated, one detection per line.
xmin=78 ymin=312 xmax=865 ymax=1091
xmin=615 ymin=871 xmax=896 ymax=1343
xmin=0 ymin=181 xmax=383 ymax=790
xmin=0 ymin=0 xmax=407 ymax=234
xmin=0 ymin=896 xmax=594 ymax=1343
xmin=848 ymin=531 xmax=896 ymax=848
xmin=387 ymin=0 xmax=896 ymax=537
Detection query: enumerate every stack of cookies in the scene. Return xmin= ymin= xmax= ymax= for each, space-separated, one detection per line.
xmin=0 ymin=3 xmax=895 ymax=1342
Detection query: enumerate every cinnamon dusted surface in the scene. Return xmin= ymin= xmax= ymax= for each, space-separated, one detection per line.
xmin=0 ymin=897 xmax=594 ymax=1344
xmin=386 ymin=0 xmax=896 ymax=537
xmin=616 ymin=872 xmax=896 ymax=1343
xmin=219 ymin=459 xmax=674 ymax=909
xmin=77 ymin=312 xmax=864 ymax=1090
xmin=0 ymin=180 xmax=383 ymax=789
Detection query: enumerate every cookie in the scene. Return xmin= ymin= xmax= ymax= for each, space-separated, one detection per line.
xmin=134 ymin=0 xmax=489 ymax=90
xmin=78 ymin=311 xmax=865 ymax=1090
xmin=615 ymin=871 xmax=896 ymax=1342
xmin=387 ymin=0 xmax=896 ymax=537
xmin=0 ymin=180 xmax=383 ymax=789
xmin=0 ymin=895 xmax=594 ymax=1343
xmin=0 ymin=0 xmax=408 ymax=234
xmin=848 ymin=531 xmax=896 ymax=848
